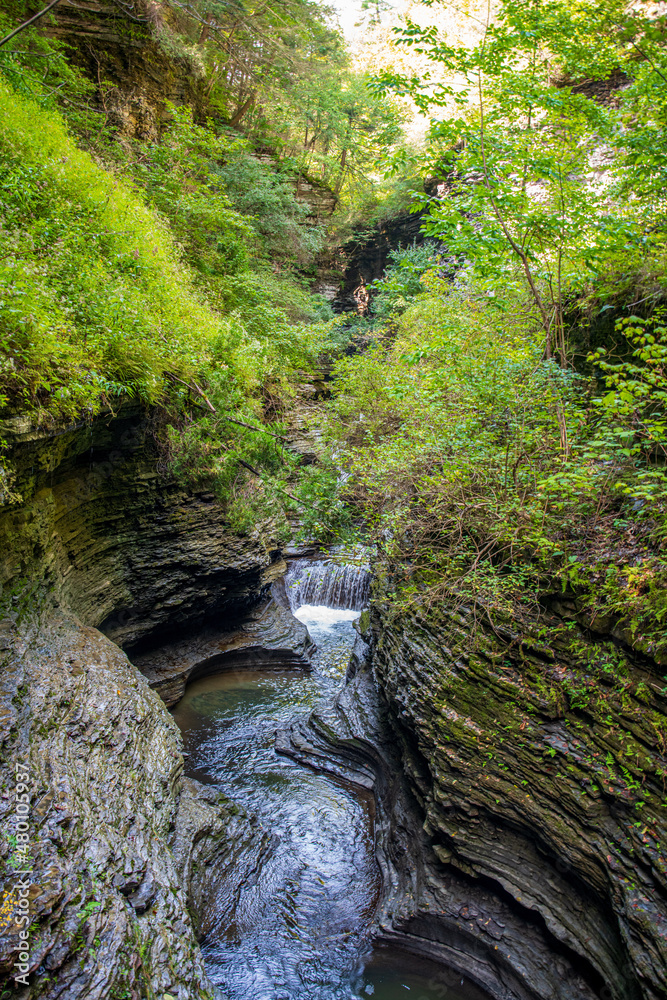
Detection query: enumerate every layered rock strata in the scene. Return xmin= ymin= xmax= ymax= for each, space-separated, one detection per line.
xmin=0 ymin=408 xmax=282 ymax=649
xmin=0 ymin=612 xmax=266 ymax=999
xmin=333 ymin=211 xmax=427 ymax=313
xmin=368 ymin=593 xmax=667 ymax=1000
xmin=280 ymin=634 xmax=597 ymax=1000
xmin=135 ymin=594 xmax=315 ymax=707
xmin=45 ymin=0 xmax=206 ymax=140
xmin=281 ymin=592 xmax=667 ymax=1000
xmin=0 ymin=408 xmax=283 ymax=998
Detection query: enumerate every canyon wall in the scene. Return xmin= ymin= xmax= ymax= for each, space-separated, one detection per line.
xmin=367 ymin=583 xmax=667 ymax=1000
xmin=46 ymin=0 xmax=206 ymax=140
xmin=282 ymin=577 xmax=667 ymax=1000
xmin=0 ymin=407 xmax=282 ymax=999
xmin=0 ymin=407 xmax=283 ymax=648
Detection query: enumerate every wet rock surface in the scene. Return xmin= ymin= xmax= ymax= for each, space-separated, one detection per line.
xmin=172 ymin=619 xmax=381 ymax=1000
xmin=134 ymin=595 xmax=315 ymax=707
xmin=279 ymin=636 xmax=596 ymax=1000
xmin=171 ymin=777 xmax=271 ymax=942
xmin=0 ymin=407 xmax=283 ymax=650
xmin=365 ymin=593 xmax=667 ymax=1000
xmin=0 ymin=611 xmax=249 ymax=999
xmin=280 ymin=594 xmax=667 ymax=1000
xmin=0 ymin=408 xmax=284 ymax=998
xmin=3 ymin=402 xmax=666 ymax=1000
xmin=333 ymin=211 xmax=427 ymax=313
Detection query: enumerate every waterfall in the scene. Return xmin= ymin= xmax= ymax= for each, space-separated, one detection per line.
xmin=285 ymin=559 xmax=370 ymax=612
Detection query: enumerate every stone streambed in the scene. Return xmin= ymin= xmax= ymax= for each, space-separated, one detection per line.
xmin=170 ymin=595 xmax=486 ymax=1000
xmin=8 ymin=407 xmax=658 ymax=1000
xmin=2 ymin=391 xmax=658 ymax=1000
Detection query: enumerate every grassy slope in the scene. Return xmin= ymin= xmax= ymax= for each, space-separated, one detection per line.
xmin=0 ymin=80 xmax=223 ymax=421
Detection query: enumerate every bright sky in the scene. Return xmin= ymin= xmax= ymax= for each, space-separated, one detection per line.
xmin=329 ymin=1 xmax=488 ymax=139
xmin=331 ymin=0 xmax=365 ymax=39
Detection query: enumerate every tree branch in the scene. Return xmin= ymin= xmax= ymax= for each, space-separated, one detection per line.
xmin=0 ymin=0 xmax=66 ymax=49
xmin=221 ymin=415 xmax=288 ymax=440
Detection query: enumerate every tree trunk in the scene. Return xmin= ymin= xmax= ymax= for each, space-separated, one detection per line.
xmin=229 ymin=93 xmax=255 ymax=127
xmin=334 ymin=145 xmax=348 ymax=195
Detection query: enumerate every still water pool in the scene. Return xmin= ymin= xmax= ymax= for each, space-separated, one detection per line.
xmin=172 ymin=605 xmax=486 ymax=1000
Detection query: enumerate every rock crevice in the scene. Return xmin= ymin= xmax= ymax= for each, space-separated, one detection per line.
xmin=0 ymin=408 xmax=285 ymax=999
xmin=361 ymin=587 xmax=666 ymax=1000
xmin=280 ymin=594 xmax=667 ymax=1000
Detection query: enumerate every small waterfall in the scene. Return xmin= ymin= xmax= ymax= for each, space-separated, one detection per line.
xmin=285 ymin=559 xmax=370 ymax=611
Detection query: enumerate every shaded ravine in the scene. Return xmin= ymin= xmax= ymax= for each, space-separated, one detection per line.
xmin=171 ymin=562 xmax=488 ymax=1000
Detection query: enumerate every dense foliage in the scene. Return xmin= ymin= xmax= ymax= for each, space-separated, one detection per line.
xmin=306 ymin=0 xmax=667 ymax=663
xmin=378 ymin=0 xmax=667 ymax=358
xmin=0 ymin=81 xmax=214 ymax=418
xmin=154 ymin=0 xmax=405 ymax=193
xmin=1 ymin=0 xmax=666 ymax=653
xmin=0 ymin=0 xmax=406 ymax=517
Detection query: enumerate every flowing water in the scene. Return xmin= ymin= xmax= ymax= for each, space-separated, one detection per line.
xmin=172 ymin=562 xmax=487 ymax=1000
xmin=285 ymin=558 xmax=370 ymax=612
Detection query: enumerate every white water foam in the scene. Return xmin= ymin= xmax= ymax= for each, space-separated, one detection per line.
xmin=294 ymin=605 xmax=360 ymax=628
xmin=294 ymin=604 xmax=360 ymax=678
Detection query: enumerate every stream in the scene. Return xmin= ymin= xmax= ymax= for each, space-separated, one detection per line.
xmin=172 ymin=561 xmax=487 ymax=1000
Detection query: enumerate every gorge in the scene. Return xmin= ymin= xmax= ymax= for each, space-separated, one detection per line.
xmin=2 ymin=386 xmax=665 ymax=1000
xmin=1 ymin=2 xmax=667 ymax=1000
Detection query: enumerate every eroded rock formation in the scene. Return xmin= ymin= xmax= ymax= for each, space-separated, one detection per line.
xmin=46 ymin=0 xmax=206 ymax=140
xmin=0 ymin=407 xmax=283 ymax=998
xmin=3 ymin=612 xmax=209 ymax=997
xmin=2 ymin=398 xmax=665 ymax=1000
xmin=333 ymin=211 xmax=426 ymax=314
xmin=135 ymin=595 xmax=315 ymax=707
xmin=368 ymin=590 xmax=667 ymax=1000
xmin=282 ymin=580 xmax=667 ymax=1000
xmin=0 ymin=407 xmax=282 ymax=648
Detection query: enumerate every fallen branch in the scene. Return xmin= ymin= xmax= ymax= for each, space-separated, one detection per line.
xmin=237 ymin=457 xmax=304 ymax=505
xmin=167 ymin=373 xmax=216 ymax=413
xmin=168 ymin=374 xmax=288 ymax=440
xmin=218 ymin=441 xmax=304 ymax=507
xmin=221 ymin=415 xmax=288 ymax=441
xmin=237 ymin=456 xmax=261 ymax=477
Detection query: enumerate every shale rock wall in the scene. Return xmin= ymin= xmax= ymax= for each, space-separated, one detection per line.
xmin=333 ymin=210 xmax=427 ymax=314
xmin=46 ymin=0 xmax=206 ymax=140
xmin=332 ymin=177 xmax=450 ymax=314
xmin=0 ymin=407 xmax=283 ymax=998
xmin=280 ymin=580 xmax=667 ymax=1000
xmin=369 ymin=586 xmax=667 ymax=1000
xmin=135 ymin=595 xmax=315 ymax=707
xmin=0 ymin=407 xmax=283 ymax=649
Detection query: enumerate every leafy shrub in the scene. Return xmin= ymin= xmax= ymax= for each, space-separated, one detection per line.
xmin=213 ymin=153 xmax=325 ymax=267
xmin=0 ymin=81 xmax=228 ymax=420
xmin=370 ymin=241 xmax=442 ymax=318
xmin=123 ymin=107 xmax=332 ymax=369
xmin=320 ymin=276 xmax=667 ymax=660
xmin=0 ymin=85 xmax=333 ymax=426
